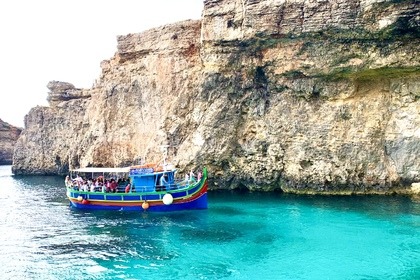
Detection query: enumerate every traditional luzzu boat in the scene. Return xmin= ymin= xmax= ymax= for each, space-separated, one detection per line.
xmin=65 ymin=156 xmax=208 ymax=211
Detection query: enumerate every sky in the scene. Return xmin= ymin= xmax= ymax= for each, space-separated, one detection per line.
xmin=0 ymin=0 xmax=203 ymax=128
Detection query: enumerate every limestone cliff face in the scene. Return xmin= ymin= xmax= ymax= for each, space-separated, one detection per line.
xmin=0 ymin=119 xmax=22 ymax=165
xmin=197 ymin=0 xmax=420 ymax=193
xmin=13 ymin=20 xmax=203 ymax=175
xmin=13 ymin=0 xmax=420 ymax=194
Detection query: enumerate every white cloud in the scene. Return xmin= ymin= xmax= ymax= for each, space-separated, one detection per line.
xmin=0 ymin=0 xmax=203 ymax=127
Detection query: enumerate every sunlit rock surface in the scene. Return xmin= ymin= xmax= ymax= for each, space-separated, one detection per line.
xmin=13 ymin=0 xmax=420 ymax=194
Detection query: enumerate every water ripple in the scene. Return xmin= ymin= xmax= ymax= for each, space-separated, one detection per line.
xmin=0 ymin=166 xmax=419 ymax=279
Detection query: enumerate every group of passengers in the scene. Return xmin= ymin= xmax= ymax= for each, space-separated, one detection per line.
xmin=184 ymin=170 xmax=202 ymax=184
xmin=65 ymin=168 xmax=204 ymax=192
xmin=65 ymin=175 xmax=132 ymax=193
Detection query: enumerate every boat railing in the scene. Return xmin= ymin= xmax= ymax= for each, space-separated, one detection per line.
xmin=68 ymin=174 xmax=204 ymax=193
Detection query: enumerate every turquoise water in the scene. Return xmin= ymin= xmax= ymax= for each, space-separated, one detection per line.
xmin=0 ymin=165 xmax=419 ymax=280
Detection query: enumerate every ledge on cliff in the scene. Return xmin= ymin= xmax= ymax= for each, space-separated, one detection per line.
xmin=115 ymin=20 xmax=201 ymax=63
xmin=318 ymin=66 xmax=420 ymax=83
xmin=47 ymin=81 xmax=91 ymax=104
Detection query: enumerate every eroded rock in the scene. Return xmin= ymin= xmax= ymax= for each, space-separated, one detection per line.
xmin=12 ymin=1 xmax=420 ymax=194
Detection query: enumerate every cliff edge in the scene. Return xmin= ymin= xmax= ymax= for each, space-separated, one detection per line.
xmin=13 ymin=0 xmax=420 ymax=194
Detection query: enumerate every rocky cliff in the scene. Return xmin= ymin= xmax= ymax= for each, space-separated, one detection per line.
xmin=0 ymin=119 xmax=22 ymax=165
xmin=13 ymin=0 xmax=420 ymax=194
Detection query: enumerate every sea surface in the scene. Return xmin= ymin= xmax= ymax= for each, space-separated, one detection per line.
xmin=0 ymin=165 xmax=419 ymax=280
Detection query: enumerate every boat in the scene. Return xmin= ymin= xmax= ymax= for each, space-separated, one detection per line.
xmin=65 ymin=151 xmax=208 ymax=211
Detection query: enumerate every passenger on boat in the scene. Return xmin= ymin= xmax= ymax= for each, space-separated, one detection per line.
xmin=110 ymin=179 xmax=118 ymax=193
xmin=160 ymin=174 xmax=167 ymax=188
xmin=125 ymin=183 xmax=132 ymax=193
xmin=65 ymin=176 xmax=72 ymax=188
xmin=75 ymin=175 xmax=83 ymax=189
xmin=91 ymin=178 xmax=96 ymax=188
xmin=189 ymin=170 xmax=196 ymax=183
xmin=82 ymin=180 xmax=89 ymax=192
xmin=197 ymin=171 xmax=202 ymax=181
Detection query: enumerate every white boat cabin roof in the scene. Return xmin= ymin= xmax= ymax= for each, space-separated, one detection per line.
xmin=71 ymin=167 xmax=130 ymax=173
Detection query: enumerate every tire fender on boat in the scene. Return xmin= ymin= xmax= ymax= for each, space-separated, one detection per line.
xmin=163 ymin=193 xmax=173 ymax=205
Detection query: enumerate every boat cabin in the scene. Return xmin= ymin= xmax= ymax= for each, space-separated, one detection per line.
xmin=129 ymin=165 xmax=177 ymax=192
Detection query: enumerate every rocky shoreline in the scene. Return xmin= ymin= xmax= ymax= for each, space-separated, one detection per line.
xmin=10 ymin=0 xmax=420 ymax=194
xmin=0 ymin=119 xmax=22 ymax=165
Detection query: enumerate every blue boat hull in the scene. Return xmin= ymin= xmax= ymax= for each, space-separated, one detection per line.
xmin=69 ymin=193 xmax=207 ymax=211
